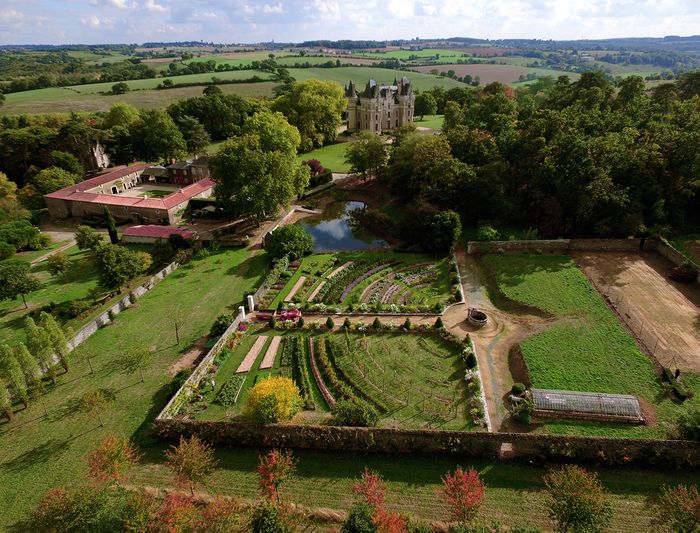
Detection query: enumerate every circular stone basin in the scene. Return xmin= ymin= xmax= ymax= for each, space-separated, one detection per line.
xmin=468 ymin=308 xmax=489 ymax=327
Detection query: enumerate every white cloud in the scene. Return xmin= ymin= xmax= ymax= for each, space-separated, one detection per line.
xmin=0 ymin=9 xmax=25 ymax=23
xmin=81 ymin=14 xmax=102 ymax=27
xmin=89 ymin=0 xmax=129 ymax=8
xmin=262 ymin=3 xmax=283 ymax=14
xmin=145 ymin=0 xmax=167 ymax=12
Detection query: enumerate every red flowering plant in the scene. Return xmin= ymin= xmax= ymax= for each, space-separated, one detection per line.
xmin=258 ymin=449 xmax=296 ymax=503
xmin=352 ymin=468 xmax=407 ymax=533
xmin=435 ymin=466 xmax=485 ymax=525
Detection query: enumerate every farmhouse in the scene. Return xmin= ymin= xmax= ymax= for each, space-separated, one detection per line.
xmin=44 ymin=161 xmax=214 ymax=225
xmin=345 ymin=77 xmax=415 ymax=134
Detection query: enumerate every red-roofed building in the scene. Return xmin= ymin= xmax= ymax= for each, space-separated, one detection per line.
xmin=44 ymin=163 xmax=215 ymax=225
xmin=122 ymin=225 xmax=197 ymax=243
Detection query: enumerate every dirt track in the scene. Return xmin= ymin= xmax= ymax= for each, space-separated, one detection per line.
xmin=575 ymin=251 xmax=700 ymax=372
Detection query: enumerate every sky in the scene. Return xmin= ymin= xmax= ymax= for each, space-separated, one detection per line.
xmin=1 ymin=0 xmax=700 ymax=45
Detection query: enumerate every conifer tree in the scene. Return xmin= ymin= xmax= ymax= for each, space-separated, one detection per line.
xmin=15 ymin=343 xmax=43 ymax=395
xmin=40 ymin=312 xmax=69 ymax=372
xmin=0 ymin=385 xmax=12 ymax=421
xmin=24 ymin=317 xmax=55 ymax=384
xmin=104 ymin=207 xmax=119 ymax=244
xmin=0 ymin=344 xmax=28 ymax=407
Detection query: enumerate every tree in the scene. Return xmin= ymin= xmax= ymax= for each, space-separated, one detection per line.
xmin=165 ymin=435 xmax=218 ymax=496
xmin=543 ymin=465 xmax=612 ymax=533
xmin=210 ymin=111 xmax=309 ymax=223
xmin=199 ymin=497 xmax=241 ymax=532
xmin=415 ymin=93 xmax=437 ymax=120
xmin=93 ymin=243 xmax=150 ymax=291
xmin=258 ymin=449 xmax=296 ymax=502
xmin=345 ymin=132 xmax=387 ymax=181
xmin=111 ymin=82 xmax=130 ymax=95
xmin=74 ymin=225 xmax=102 ymax=250
xmin=103 ymin=102 xmax=140 ymax=129
xmin=27 ymin=485 xmax=112 ymax=532
xmin=272 ymin=79 xmax=346 ymax=151
xmin=24 ymin=317 xmax=55 ymax=384
xmin=80 ymin=389 xmax=107 ymax=427
xmin=104 ymin=207 xmax=119 ymax=244
xmin=155 ymin=492 xmax=198 ymax=533
xmin=0 ymin=384 xmax=12 ymax=421
xmin=121 ymin=348 xmax=150 ymax=383
xmin=436 ymin=467 xmax=485 ymax=525
xmin=15 ymin=343 xmax=43 ymax=395
xmin=87 ymin=433 xmax=140 ymax=485
xmin=176 ymin=115 xmax=211 ymax=155
xmin=132 ymin=109 xmax=186 ymax=162
xmin=653 ymin=484 xmax=700 ymax=533
xmin=0 ymin=344 xmax=28 ymax=407
xmin=351 ymin=468 xmax=406 ymax=533
xmin=245 ymin=376 xmax=302 ymax=423
xmin=0 ymin=260 xmax=41 ymax=308
xmin=325 ymin=316 xmax=335 ymax=330
xmin=40 ymin=312 xmax=69 ymax=372
xmin=22 ymin=166 xmax=80 ymax=209
xmin=50 ymin=150 xmax=84 ymax=177
xmin=430 ymin=210 xmax=462 ymax=253
xmin=264 ymin=224 xmax=313 ymax=260
xmin=46 ymin=253 xmax=70 ymax=277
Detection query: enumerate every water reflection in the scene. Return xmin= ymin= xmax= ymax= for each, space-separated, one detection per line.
xmin=300 ymin=201 xmax=388 ymax=252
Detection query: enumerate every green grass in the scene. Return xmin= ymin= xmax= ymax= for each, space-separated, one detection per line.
xmin=297 ymin=141 xmax=351 ymax=173
xmin=138 ymin=190 xmax=173 ymax=198
xmin=414 ymin=114 xmax=444 ymax=129
xmin=5 ymin=240 xmax=69 ymax=264
xmin=287 ymin=67 xmax=467 ymax=92
xmin=351 ymin=48 xmax=466 ymax=60
xmin=0 ymin=246 xmax=269 ymax=529
xmin=480 ymin=254 xmax=700 ymax=438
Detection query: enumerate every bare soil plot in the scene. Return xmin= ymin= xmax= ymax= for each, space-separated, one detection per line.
xmin=236 ymin=336 xmax=267 ymax=373
xmin=259 ymin=336 xmax=282 ymax=370
xmin=413 ymin=64 xmax=529 ymax=83
xmin=575 ymin=251 xmax=700 ymax=372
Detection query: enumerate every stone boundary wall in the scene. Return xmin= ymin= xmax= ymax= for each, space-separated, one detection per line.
xmin=158 ymin=309 xmax=245 ymax=419
xmin=67 ymin=261 xmax=179 ymax=351
xmin=652 ymin=237 xmax=700 ymax=286
xmin=466 ymin=238 xmax=644 ymax=255
xmin=154 ymin=419 xmax=700 ymax=468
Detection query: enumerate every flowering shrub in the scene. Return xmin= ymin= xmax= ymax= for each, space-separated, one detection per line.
xmin=245 ymin=376 xmax=302 ymax=423
xmin=258 ymin=449 xmax=296 ymax=502
xmin=87 ymin=433 xmax=140 ymax=485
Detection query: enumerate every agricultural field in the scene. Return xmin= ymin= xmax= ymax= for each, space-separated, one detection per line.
xmin=0 ymin=247 xmax=270 ymax=529
xmin=259 ymin=251 xmax=457 ymax=312
xmin=413 ymin=63 xmax=577 ymax=85
xmin=191 ymin=328 xmax=477 ymax=431
xmin=286 ymin=66 xmax=467 ymax=91
xmin=297 ymin=140 xmax=351 ymax=173
xmin=0 ymin=80 xmax=278 ymax=115
xmin=480 ymin=254 xmax=700 ymax=438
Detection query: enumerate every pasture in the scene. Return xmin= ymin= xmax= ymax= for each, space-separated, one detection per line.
xmin=480 ymin=253 xmax=700 ymax=438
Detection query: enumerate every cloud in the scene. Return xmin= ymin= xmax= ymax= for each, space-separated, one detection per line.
xmin=88 ymin=0 xmax=129 ymax=8
xmin=145 ymin=0 xmax=167 ymax=12
xmin=262 ymin=3 xmax=283 ymax=14
xmin=81 ymin=13 xmax=102 ymax=27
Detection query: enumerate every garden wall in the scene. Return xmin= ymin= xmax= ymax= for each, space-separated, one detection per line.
xmin=652 ymin=237 xmax=700 ymax=285
xmin=466 ymin=238 xmax=644 ymax=255
xmin=67 ymin=261 xmax=179 ymax=350
xmin=158 ymin=309 xmax=245 ymax=418
xmin=154 ymin=419 xmax=700 ymax=468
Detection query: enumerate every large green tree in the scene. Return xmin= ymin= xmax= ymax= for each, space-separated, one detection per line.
xmin=131 ymin=109 xmax=186 ymax=162
xmin=175 ymin=115 xmax=211 ymax=156
xmin=264 ymin=224 xmax=313 ymax=260
xmin=93 ymin=244 xmax=150 ymax=291
xmin=210 ymin=111 xmax=309 ymax=223
xmin=414 ymin=93 xmax=437 ymax=120
xmin=344 ymin=132 xmax=387 ymax=181
xmin=272 ymin=79 xmax=346 ymax=152
xmin=0 ymin=260 xmax=41 ymax=308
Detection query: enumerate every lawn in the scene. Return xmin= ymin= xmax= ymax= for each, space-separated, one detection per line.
xmin=480 ymin=254 xmax=700 ymax=438
xmin=414 ymin=114 xmax=444 ymax=129
xmin=126 ymin=445 xmax=698 ymax=532
xmin=139 ymin=189 xmax=173 ymax=198
xmin=0 ymin=246 xmax=270 ymax=529
xmin=297 ymin=140 xmax=351 ymax=173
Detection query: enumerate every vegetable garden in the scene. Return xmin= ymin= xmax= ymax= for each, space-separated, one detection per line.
xmin=189 ymin=325 xmax=484 ymax=431
xmin=258 ymin=251 xmax=460 ymax=313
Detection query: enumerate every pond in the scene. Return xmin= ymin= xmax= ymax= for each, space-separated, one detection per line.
xmin=299 ymin=201 xmax=388 ymax=252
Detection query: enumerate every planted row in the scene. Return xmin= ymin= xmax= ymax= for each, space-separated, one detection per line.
xmin=289 ymin=335 xmax=315 ymax=409
xmin=215 ymin=375 xmax=246 ymax=406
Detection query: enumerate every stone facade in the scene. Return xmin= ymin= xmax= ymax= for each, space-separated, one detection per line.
xmin=346 ymin=77 xmax=415 ymax=134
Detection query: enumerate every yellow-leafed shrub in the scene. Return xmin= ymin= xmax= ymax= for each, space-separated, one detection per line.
xmin=245 ymin=376 xmax=302 ymax=423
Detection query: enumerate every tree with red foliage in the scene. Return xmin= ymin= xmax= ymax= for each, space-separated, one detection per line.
xmin=303 ymin=159 xmax=325 ymax=176
xmin=350 ymin=468 xmax=407 ymax=533
xmin=258 ymin=448 xmax=296 ymax=502
xmin=153 ymin=492 xmax=198 ymax=533
xmin=352 ymin=468 xmax=386 ymax=510
xmin=87 ymin=433 xmax=140 ymax=485
xmin=436 ymin=466 xmax=485 ymax=525
xmin=165 ymin=435 xmax=218 ymax=496
xmin=198 ymin=496 xmax=241 ymax=532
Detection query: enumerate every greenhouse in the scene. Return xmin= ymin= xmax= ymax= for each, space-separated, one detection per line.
xmin=532 ymin=389 xmax=644 ymax=423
